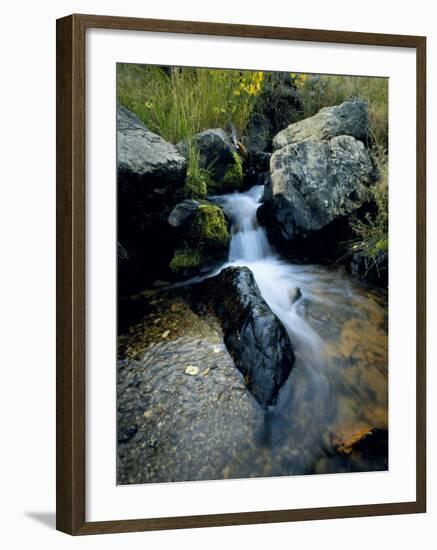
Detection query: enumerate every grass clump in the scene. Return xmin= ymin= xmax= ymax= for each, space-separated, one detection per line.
xmin=184 ymin=144 xmax=211 ymax=198
xmin=348 ymin=164 xmax=388 ymax=275
xmin=117 ymin=64 xmax=263 ymax=144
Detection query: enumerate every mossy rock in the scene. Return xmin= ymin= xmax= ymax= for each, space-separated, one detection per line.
xmin=194 ymin=204 xmax=230 ymax=248
xmin=169 ymin=247 xmax=201 ymax=273
xmin=208 ymin=153 xmax=243 ymax=194
xmin=178 ymin=130 xmax=244 ymax=196
xmin=169 ymin=203 xmax=230 ymax=274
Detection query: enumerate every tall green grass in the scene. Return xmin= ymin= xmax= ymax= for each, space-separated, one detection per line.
xmin=117 ymin=64 xmax=261 ymax=144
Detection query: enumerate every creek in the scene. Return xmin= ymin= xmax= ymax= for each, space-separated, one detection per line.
xmin=212 ymin=184 xmax=388 ymax=474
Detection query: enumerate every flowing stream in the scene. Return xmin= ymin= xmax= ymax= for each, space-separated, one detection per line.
xmin=214 ymin=185 xmax=388 ymax=475
xmin=120 ymin=183 xmax=389 ymax=480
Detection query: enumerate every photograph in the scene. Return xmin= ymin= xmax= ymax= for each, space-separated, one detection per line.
xmin=116 ymin=65 xmax=389 ymax=484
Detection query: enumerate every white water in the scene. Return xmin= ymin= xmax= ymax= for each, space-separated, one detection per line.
xmin=219 ymin=186 xmax=327 ymax=374
xmin=217 ymin=186 xmax=334 ymax=447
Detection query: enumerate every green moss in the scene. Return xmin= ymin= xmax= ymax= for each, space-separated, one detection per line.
xmin=169 ymin=247 xmax=201 ymax=273
xmin=169 ymin=202 xmax=229 ymax=274
xmin=195 ymin=204 xmax=229 ymax=248
xmin=222 ymin=152 xmax=243 ymax=191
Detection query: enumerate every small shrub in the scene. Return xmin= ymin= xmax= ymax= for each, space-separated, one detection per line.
xmin=184 ymin=143 xmax=211 ymax=198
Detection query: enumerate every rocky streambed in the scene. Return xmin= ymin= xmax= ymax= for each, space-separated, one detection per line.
xmin=117 ymin=263 xmax=388 ymax=483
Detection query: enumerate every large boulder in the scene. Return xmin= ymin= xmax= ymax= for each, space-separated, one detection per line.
xmin=118 ymin=106 xmax=187 ymax=184
xmin=117 ymin=106 xmax=187 ymax=293
xmin=197 ymin=266 xmax=295 ymax=407
xmin=273 ymin=100 xmax=369 ymax=150
xmin=261 ymin=135 xmax=373 ymax=242
xmin=177 ymin=129 xmax=243 ymax=193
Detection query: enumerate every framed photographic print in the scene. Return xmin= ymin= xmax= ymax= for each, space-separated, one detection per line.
xmin=56 ymin=14 xmax=426 ymax=535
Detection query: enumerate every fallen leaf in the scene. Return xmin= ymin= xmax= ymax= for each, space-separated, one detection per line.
xmin=185 ymin=365 xmax=199 ymax=376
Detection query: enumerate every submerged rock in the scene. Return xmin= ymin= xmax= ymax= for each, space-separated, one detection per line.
xmin=273 ymin=100 xmax=369 ymax=150
xmin=197 ymin=266 xmax=295 ymax=407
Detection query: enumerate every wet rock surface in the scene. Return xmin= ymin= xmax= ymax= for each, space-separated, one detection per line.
xmin=117 ymin=290 xmax=264 ymax=484
xmin=196 ymin=266 xmax=295 ymax=407
xmin=117 ymin=264 xmax=388 ymax=483
xmin=167 ymin=199 xmax=202 ymax=228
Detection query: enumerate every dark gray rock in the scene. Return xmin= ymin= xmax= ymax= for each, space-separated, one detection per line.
xmin=198 ymin=266 xmax=295 ymax=407
xmin=263 ymin=135 xmax=373 ymax=241
xmin=177 ymin=128 xmax=240 ymax=191
xmin=168 ymin=199 xmax=201 ymax=227
xmin=117 ymin=106 xmax=187 ymax=293
xmin=349 ymin=249 xmax=388 ymax=287
xmin=273 ymin=100 xmax=369 ymax=150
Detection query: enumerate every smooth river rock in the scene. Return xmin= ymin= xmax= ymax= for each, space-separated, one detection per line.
xmin=197 ymin=266 xmax=295 ymax=407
